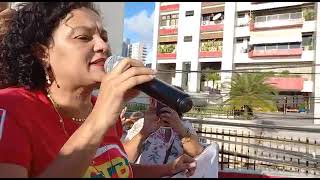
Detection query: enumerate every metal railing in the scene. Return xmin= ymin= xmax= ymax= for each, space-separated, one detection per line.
xmin=188 ymin=118 xmax=320 ymax=176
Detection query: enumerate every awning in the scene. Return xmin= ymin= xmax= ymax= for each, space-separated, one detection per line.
xmin=265 ymin=77 xmax=304 ymax=92
xmin=249 ymin=28 xmax=302 ymax=45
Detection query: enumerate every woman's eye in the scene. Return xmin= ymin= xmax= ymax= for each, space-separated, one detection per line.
xmin=101 ymin=35 xmax=108 ymax=42
xmin=75 ymin=35 xmax=91 ymax=41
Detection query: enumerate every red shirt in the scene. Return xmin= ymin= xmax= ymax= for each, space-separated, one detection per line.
xmin=0 ymin=87 xmax=133 ymax=178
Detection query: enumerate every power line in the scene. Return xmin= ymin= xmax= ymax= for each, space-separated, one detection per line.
xmin=155 ymin=62 xmax=320 ymax=74
xmin=156 ymin=69 xmax=320 ymax=75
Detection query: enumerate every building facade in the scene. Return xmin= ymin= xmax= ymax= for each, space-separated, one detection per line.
xmin=95 ymin=2 xmax=125 ymax=56
xmin=152 ymin=2 xmax=320 ymax=123
xmin=128 ymin=42 xmax=148 ymax=62
xmin=122 ymin=38 xmax=131 ymax=57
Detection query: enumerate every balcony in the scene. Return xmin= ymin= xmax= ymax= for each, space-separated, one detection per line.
xmin=200 ymin=24 xmax=224 ymax=32
xmin=251 ymin=12 xmax=304 ymax=31
xmin=199 ymin=51 xmax=222 ymax=58
xmin=160 ymin=3 xmax=179 ymax=12
xmin=248 ymin=48 xmax=303 ymax=58
xmin=159 ymin=28 xmax=178 ymax=36
xmin=251 ymin=19 xmax=303 ymax=31
xmin=157 ymin=53 xmax=176 ymax=59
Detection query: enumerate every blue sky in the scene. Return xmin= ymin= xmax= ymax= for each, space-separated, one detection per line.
xmin=124 ymin=2 xmax=155 ymax=63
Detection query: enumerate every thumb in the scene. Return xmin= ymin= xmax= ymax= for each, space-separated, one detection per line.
xmin=176 ymin=162 xmax=190 ymax=172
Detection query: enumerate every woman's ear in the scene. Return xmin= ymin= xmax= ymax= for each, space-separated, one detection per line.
xmin=32 ymin=43 xmax=50 ymax=67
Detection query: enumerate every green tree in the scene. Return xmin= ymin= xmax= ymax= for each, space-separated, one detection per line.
xmin=303 ymin=8 xmax=315 ymax=21
xmin=205 ymin=71 xmax=220 ymax=90
xmin=224 ymin=73 xmax=278 ymax=119
xmin=279 ymin=70 xmax=290 ymax=77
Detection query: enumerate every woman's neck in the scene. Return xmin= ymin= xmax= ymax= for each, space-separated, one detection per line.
xmin=47 ymin=85 xmax=94 ymax=120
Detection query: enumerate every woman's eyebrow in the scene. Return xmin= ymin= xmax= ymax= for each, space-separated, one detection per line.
xmin=67 ymin=25 xmax=94 ymax=35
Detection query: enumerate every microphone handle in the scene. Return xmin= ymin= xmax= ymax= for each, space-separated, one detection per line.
xmin=136 ymin=78 xmax=193 ymax=113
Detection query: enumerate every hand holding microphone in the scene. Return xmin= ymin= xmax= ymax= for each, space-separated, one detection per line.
xmin=105 ymin=56 xmax=193 ymax=114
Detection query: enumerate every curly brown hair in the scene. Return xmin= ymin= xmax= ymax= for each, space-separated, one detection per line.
xmin=0 ymin=2 xmax=100 ymax=90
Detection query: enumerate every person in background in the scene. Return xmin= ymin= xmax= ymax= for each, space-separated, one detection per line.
xmin=0 ymin=2 xmax=196 ymax=178
xmin=120 ymin=107 xmax=144 ymax=141
xmin=123 ymin=86 xmax=204 ymax=166
xmin=0 ymin=3 xmax=15 ymax=41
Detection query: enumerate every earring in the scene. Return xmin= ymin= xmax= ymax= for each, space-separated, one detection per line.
xmin=45 ymin=72 xmax=52 ymax=85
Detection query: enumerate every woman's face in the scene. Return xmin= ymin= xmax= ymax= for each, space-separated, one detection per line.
xmin=46 ymin=7 xmax=110 ymax=89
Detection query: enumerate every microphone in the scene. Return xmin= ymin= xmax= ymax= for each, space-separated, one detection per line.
xmin=104 ymin=56 xmax=193 ymax=114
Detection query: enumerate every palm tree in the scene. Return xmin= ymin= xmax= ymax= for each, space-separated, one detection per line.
xmin=223 ymin=73 xmax=278 ymax=119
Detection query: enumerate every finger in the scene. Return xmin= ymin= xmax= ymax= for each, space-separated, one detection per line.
xmin=118 ymin=66 xmax=156 ymax=84
xmin=159 ymin=108 xmax=172 ymax=115
xmin=186 ymin=163 xmax=197 ymax=177
xmin=120 ymin=107 xmax=127 ymax=117
xmin=112 ymin=58 xmax=145 ymax=74
xmin=119 ymin=74 xmax=155 ymax=93
xmin=159 ymin=115 xmax=172 ymax=123
xmin=159 ymin=112 xmax=171 ymax=118
xmin=160 ymin=118 xmax=170 ymax=124
xmin=161 ymin=107 xmax=174 ymax=112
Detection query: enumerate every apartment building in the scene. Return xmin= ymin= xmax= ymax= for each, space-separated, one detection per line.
xmin=128 ymin=42 xmax=148 ymax=62
xmin=152 ymin=2 xmax=320 ymax=124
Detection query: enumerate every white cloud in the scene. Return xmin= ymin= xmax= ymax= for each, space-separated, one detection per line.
xmin=124 ymin=10 xmax=154 ymax=46
xmin=124 ymin=10 xmax=155 ymax=63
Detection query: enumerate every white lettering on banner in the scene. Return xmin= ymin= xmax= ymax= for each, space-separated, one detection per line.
xmin=0 ymin=109 xmax=7 ymax=141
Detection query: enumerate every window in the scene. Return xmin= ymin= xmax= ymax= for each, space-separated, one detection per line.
xmin=185 ymin=10 xmax=194 ymax=17
xmin=238 ymin=13 xmax=245 ymax=18
xmin=267 ymin=15 xmax=278 ymax=21
xmin=278 ymin=43 xmax=289 ymax=50
xmin=254 ymin=12 xmax=303 ymax=23
xmin=302 ymin=34 xmax=314 ymax=50
xmin=253 ymin=42 xmax=302 ymax=51
xmin=266 ymin=44 xmax=277 ymax=50
xmin=236 ymin=38 xmax=243 ymax=43
xmin=184 ymin=36 xmax=192 ymax=42
xmin=279 ymin=13 xmax=289 ymax=20
xmin=160 ymin=14 xmax=179 ymax=27
xmin=254 ymin=45 xmax=265 ymax=51
xmin=202 ymin=14 xmax=211 ymax=21
xmin=290 ymin=12 xmax=302 ymax=19
xmin=289 ymin=42 xmax=301 ymax=49
xmin=255 ymin=16 xmax=266 ymax=22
